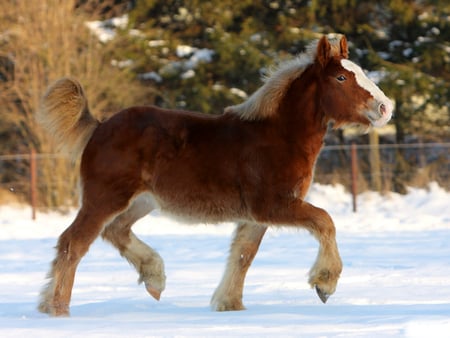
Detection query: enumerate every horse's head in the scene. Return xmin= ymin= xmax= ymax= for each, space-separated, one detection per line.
xmin=314 ymin=35 xmax=393 ymax=129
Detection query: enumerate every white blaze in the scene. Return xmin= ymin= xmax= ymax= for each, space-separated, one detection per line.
xmin=341 ymin=59 xmax=393 ymax=127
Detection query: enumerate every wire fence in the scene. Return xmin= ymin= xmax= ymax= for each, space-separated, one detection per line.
xmin=317 ymin=142 xmax=449 ymax=190
xmin=0 ymin=143 xmax=449 ymax=217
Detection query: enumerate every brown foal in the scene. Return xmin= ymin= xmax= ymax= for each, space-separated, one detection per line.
xmin=37 ymin=35 xmax=393 ymax=316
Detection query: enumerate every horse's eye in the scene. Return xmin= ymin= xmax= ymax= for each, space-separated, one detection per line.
xmin=336 ymin=75 xmax=346 ymax=82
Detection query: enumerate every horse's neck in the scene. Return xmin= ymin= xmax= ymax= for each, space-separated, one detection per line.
xmin=278 ymin=81 xmax=327 ymax=156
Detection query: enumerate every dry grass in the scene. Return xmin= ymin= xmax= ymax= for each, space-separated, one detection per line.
xmin=0 ymin=0 xmax=153 ymax=208
xmin=0 ymin=188 xmax=23 ymax=205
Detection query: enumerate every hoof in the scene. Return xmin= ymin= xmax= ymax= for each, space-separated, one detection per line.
xmin=315 ymin=285 xmax=330 ymax=304
xmin=38 ymin=301 xmax=70 ymax=317
xmin=145 ymin=283 xmax=162 ymax=301
xmin=140 ymin=270 xmax=166 ymax=302
xmin=212 ymin=303 xmax=246 ymax=312
xmin=210 ymin=297 xmax=245 ymax=311
xmin=309 ymin=266 xmax=341 ymax=304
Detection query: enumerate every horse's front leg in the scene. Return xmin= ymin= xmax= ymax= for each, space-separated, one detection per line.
xmin=211 ymin=223 xmax=267 ymax=311
xmin=270 ymin=200 xmax=343 ymax=303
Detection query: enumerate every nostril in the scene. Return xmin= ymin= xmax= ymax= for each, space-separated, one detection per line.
xmin=379 ymin=103 xmax=386 ymax=116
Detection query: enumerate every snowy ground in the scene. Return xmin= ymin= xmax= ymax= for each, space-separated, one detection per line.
xmin=0 ymin=183 xmax=449 ymax=337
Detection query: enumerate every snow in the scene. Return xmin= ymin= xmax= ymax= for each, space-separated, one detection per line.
xmin=176 ymin=45 xmax=198 ymax=58
xmin=138 ymin=71 xmax=163 ymax=83
xmin=184 ymin=48 xmax=215 ymax=70
xmin=176 ymin=46 xmax=214 ymax=67
xmin=366 ymin=70 xmax=389 ymax=85
xmin=85 ymin=14 xmax=129 ymax=43
xmin=85 ymin=20 xmax=116 ymax=43
xmin=403 ymin=48 xmax=414 ymax=58
xmin=148 ymin=40 xmax=167 ymax=48
xmin=181 ymin=69 xmax=196 ymax=80
xmin=1 ymin=183 xmax=449 ymax=337
xmin=230 ymin=87 xmax=248 ymax=99
xmin=110 ymin=59 xmax=134 ymax=69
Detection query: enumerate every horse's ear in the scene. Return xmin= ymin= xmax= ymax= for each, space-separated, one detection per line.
xmin=316 ymin=36 xmax=331 ymax=68
xmin=339 ymin=35 xmax=349 ymax=59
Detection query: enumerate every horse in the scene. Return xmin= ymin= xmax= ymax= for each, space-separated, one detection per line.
xmin=37 ymin=35 xmax=393 ymax=316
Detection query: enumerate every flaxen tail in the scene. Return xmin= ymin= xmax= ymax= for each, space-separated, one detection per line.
xmin=37 ymin=78 xmax=99 ymax=160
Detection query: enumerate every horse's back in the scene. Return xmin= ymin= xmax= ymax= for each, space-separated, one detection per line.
xmin=79 ymin=106 xmax=250 ymax=221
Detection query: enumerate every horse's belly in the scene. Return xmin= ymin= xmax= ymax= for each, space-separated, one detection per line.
xmin=151 ymin=188 xmax=246 ymax=224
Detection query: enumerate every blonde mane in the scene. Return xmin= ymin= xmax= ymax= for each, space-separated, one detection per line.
xmin=225 ymin=36 xmax=343 ymax=120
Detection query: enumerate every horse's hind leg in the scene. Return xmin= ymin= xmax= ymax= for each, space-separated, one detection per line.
xmin=211 ymin=223 xmax=267 ymax=311
xmin=101 ymin=194 xmax=166 ymax=300
xmin=38 ymin=206 xmax=116 ymax=316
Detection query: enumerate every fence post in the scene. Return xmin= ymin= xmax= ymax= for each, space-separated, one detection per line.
xmin=30 ymin=148 xmax=37 ymax=220
xmin=369 ymin=130 xmax=382 ymax=191
xmin=351 ymin=142 xmax=358 ymax=213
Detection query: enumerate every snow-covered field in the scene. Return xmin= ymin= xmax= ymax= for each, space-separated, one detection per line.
xmin=1 ymin=183 xmax=449 ymax=337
